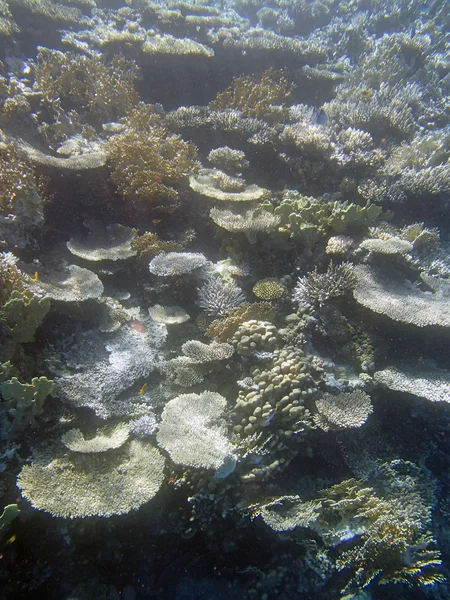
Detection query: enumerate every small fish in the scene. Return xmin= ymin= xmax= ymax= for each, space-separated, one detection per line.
xmin=152 ymin=218 xmax=163 ymax=225
xmin=6 ymin=534 xmax=16 ymax=544
xmin=32 ymin=271 xmax=39 ymax=282
xmin=317 ymin=519 xmax=329 ymax=527
xmin=311 ymin=107 xmax=328 ymax=126
xmin=138 ymin=383 xmax=148 ymax=395
xmin=263 ymin=408 xmax=276 ymax=426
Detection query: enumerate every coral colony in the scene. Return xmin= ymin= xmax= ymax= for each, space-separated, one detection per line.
xmin=0 ymin=0 xmax=449 ymax=597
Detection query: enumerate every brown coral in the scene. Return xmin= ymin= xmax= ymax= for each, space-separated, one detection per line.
xmin=34 ymin=49 xmax=139 ymax=123
xmin=210 ymin=68 xmax=294 ymax=119
xmin=206 ymin=302 xmax=275 ymax=342
xmin=107 ymin=104 xmax=199 ymax=208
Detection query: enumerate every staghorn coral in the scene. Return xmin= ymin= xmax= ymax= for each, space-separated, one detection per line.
xmin=259 ymin=465 xmax=443 ymax=590
xmin=313 ymin=390 xmax=373 ymax=431
xmin=353 ymin=266 xmax=450 ymax=328
xmin=156 ymin=391 xmax=236 ymax=472
xmin=107 ymin=103 xmax=199 ymax=206
xmin=293 ymin=262 xmax=356 ymax=307
xmin=149 ymin=251 xmax=207 ymax=276
xmin=374 ymin=367 xmax=450 ymax=403
xmin=196 ymin=276 xmax=246 ymax=317
xmin=210 ymin=68 xmax=294 ymax=119
xmin=35 ymin=49 xmax=139 ymax=123
xmin=17 ymin=440 xmax=165 ymax=518
xmin=61 ymin=423 xmax=130 ymax=453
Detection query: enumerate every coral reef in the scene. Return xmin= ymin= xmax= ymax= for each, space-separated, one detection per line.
xmin=1 ymin=0 xmax=450 ymax=597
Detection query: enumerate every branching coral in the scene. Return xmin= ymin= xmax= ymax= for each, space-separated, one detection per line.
xmin=210 ymin=68 xmax=294 ymax=119
xmin=107 ymin=103 xmax=199 ymax=207
xmin=0 ymin=143 xmax=47 ymax=248
xmin=197 ymin=276 xmax=246 ymax=317
xmin=294 ymin=262 xmax=356 ymax=307
xmin=35 ymin=49 xmax=139 ymax=122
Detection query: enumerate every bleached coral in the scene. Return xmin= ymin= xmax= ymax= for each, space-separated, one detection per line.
xmin=66 ymin=222 xmax=137 ymax=262
xmin=61 ymin=423 xmax=130 ymax=453
xmin=353 ymin=266 xmax=450 ymax=327
xmin=53 ymin=318 xmax=167 ymax=418
xmin=294 ymin=263 xmax=356 ymax=306
xmin=157 ymin=392 xmax=236 ymax=471
xmin=374 ymin=367 xmax=450 ymax=403
xmin=29 ymin=264 xmax=103 ymax=302
xmin=181 ymin=340 xmax=234 ymax=362
xmin=209 ymin=206 xmax=279 ymax=242
xmin=17 ymin=440 xmax=165 ymax=518
xmin=197 ymin=276 xmax=246 ymax=316
xmin=313 ymin=390 xmax=373 ymax=431
xmin=149 ymin=252 xmax=207 ymax=276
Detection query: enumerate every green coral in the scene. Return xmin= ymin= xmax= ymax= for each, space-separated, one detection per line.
xmin=0 ymin=504 xmax=20 ymax=539
xmin=269 ymin=190 xmax=385 ymax=245
xmin=0 ymin=376 xmax=55 ymax=411
xmin=1 ymin=290 xmax=50 ymax=360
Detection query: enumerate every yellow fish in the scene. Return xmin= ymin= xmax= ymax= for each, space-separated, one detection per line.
xmin=6 ymin=534 xmax=16 ymax=544
xmin=138 ymin=383 xmax=148 ymax=395
xmin=32 ymin=271 xmax=39 ymax=282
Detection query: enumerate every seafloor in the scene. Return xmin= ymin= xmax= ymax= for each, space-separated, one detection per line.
xmin=0 ymin=0 xmax=449 ymax=598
